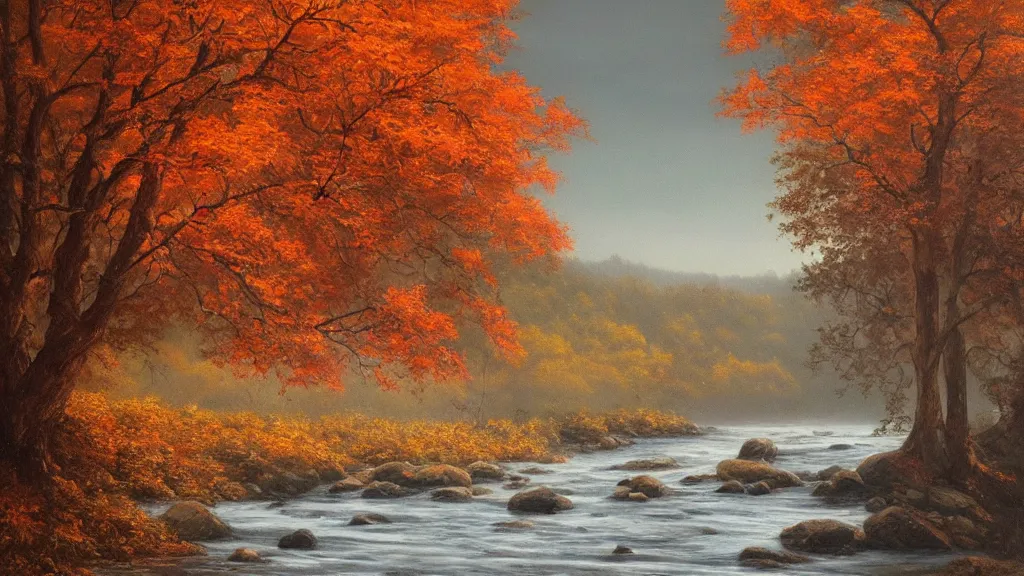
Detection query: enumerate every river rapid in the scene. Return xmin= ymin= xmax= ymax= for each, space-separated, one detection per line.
xmin=131 ymin=424 xmax=963 ymax=575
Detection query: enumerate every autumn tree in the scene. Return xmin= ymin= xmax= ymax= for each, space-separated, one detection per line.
xmin=722 ymin=0 xmax=1024 ymax=477
xmin=0 ymin=0 xmax=586 ymax=477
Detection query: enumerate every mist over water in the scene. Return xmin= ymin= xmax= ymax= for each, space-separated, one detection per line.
xmin=122 ymin=425 xmax=959 ymax=576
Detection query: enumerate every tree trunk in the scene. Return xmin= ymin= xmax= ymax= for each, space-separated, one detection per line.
xmin=902 ymin=231 xmax=948 ymax=471
xmin=0 ymin=394 xmax=65 ymax=480
xmin=0 ymin=356 xmax=82 ymax=480
xmin=943 ymin=322 xmax=973 ymax=484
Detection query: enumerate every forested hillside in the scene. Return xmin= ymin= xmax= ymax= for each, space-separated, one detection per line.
xmin=96 ymin=258 xmax=894 ymax=423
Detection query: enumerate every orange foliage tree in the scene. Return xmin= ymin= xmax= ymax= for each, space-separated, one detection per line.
xmin=0 ymin=0 xmax=585 ymax=477
xmin=722 ymin=0 xmax=1024 ymax=477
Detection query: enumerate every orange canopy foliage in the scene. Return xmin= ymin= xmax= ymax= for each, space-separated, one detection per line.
xmin=720 ymin=0 xmax=1024 ymax=468
xmin=0 ymin=0 xmax=587 ymax=422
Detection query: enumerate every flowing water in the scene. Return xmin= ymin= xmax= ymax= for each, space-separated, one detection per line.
xmin=124 ymin=425 xmax=964 ymax=575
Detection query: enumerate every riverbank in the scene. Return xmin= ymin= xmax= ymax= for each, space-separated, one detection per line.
xmin=0 ymin=392 xmax=699 ymax=575
xmin=98 ymin=425 xmax=979 ymax=575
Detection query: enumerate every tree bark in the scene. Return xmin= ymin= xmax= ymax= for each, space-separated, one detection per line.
xmin=944 ymin=320 xmax=973 ymax=484
xmin=0 ymin=374 xmax=76 ymax=480
xmin=902 ymin=230 xmax=948 ymax=470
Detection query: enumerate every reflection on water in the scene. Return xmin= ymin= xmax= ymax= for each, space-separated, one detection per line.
xmin=115 ymin=425 xmax=963 ymax=575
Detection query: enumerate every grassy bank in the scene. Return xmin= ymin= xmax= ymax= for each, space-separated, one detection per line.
xmin=0 ymin=392 xmax=697 ymax=575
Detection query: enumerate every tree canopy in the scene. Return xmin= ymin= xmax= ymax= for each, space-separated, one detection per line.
xmin=0 ymin=0 xmax=585 ymax=473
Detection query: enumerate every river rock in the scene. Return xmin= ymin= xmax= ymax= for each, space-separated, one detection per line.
xmin=159 ymin=501 xmax=232 ymax=541
xmin=866 ymin=497 xmax=888 ymax=513
xmin=812 ymin=470 xmax=868 ymax=499
xmin=466 ymin=461 xmax=505 ymax=482
xmin=780 ymin=519 xmax=865 ymax=555
xmin=503 ymin=474 xmax=530 ymax=490
xmin=738 ymin=546 xmax=810 ymax=569
xmin=926 ymin=486 xmax=985 ymax=519
xmin=472 ymin=486 xmax=493 ymax=496
xmin=816 ymin=465 xmax=846 ymax=481
xmin=349 ymin=513 xmax=392 ymax=526
xmin=371 ymin=461 xmax=420 ymax=485
xmin=227 ymin=548 xmax=264 ymax=563
xmin=717 ymin=459 xmax=803 ymax=488
xmin=612 ymin=545 xmax=634 ymax=554
xmin=361 ymin=481 xmax=409 ymax=498
xmin=518 ymin=466 xmax=552 ymax=475
xmin=350 ymin=468 xmax=375 ymax=484
xmin=598 ymin=436 xmax=635 ymax=450
xmin=611 ymin=457 xmax=679 ymax=471
xmin=493 ymin=520 xmax=535 ymax=531
xmin=945 ymin=515 xmax=987 ymax=549
xmin=716 ymin=480 xmax=746 ymax=494
xmin=278 ymin=529 xmax=317 ymax=550
xmin=259 ymin=469 xmax=320 ymax=496
xmin=856 ymin=451 xmax=908 ymax=489
xmin=507 ymin=486 xmax=574 ymax=513
xmin=681 ymin=473 xmax=719 ymax=484
xmin=738 ymin=438 xmax=778 ymax=463
xmin=863 ymin=506 xmax=952 ymax=550
xmin=628 ymin=492 xmax=649 ymax=502
xmin=617 ymin=475 xmax=669 ymax=498
xmin=411 ymin=464 xmax=472 ymax=488
xmin=746 ymin=481 xmax=772 ymax=496
xmin=432 ymin=487 xmax=474 ymax=502
xmin=829 ymin=444 xmax=854 ymax=451
xmin=328 ymin=476 xmax=365 ymax=493
xmin=612 ymin=486 xmax=631 ymax=500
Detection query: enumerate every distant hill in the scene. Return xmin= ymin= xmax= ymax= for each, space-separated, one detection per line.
xmin=576 ymin=255 xmax=800 ymax=295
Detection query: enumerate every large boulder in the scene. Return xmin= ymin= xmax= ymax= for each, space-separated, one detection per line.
xmin=738 ymin=438 xmax=778 ymax=463
xmin=812 ymin=470 xmax=869 ymax=499
xmin=278 ymin=528 xmax=317 ymax=550
xmin=411 ymin=464 xmax=472 ymax=488
xmin=371 ymin=461 xmax=420 ymax=486
xmin=717 ymin=459 xmax=803 ymax=488
xmin=780 ymin=519 xmax=865 ymax=555
xmin=926 ymin=486 xmax=986 ymax=519
xmin=611 ymin=457 xmax=679 ymax=471
xmin=328 ymin=476 xmax=365 ymax=493
xmin=866 ymin=497 xmax=889 ymax=513
xmin=616 ymin=475 xmax=669 ymax=498
xmin=944 ymin=515 xmax=987 ymax=549
xmin=431 ymin=487 xmax=474 ymax=502
xmin=863 ymin=506 xmax=952 ymax=550
xmin=361 ymin=481 xmax=410 ymax=498
xmin=738 ymin=546 xmax=810 ymax=569
xmin=466 ymin=461 xmax=505 ymax=482
xmin=856 ymin=451 xmax=908 ymax=490
xmin=507 ymin=487 xmax=574 ymax=514
xmin=159 ymin=501 xmax=232 ymax=541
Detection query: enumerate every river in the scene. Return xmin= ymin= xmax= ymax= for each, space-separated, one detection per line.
xmin=129 ymin=424 xmax=963 ymax=575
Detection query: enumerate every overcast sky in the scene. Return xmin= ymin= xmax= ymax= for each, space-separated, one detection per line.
xmin=505 ymin=0 xmax=806 ymax=276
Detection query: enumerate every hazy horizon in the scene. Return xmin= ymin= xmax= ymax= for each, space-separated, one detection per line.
xmin=507 ymin=0 xmax=807 ymax=277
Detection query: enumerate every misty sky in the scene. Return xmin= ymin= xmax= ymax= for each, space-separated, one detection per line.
xmin=506 ymin=0 xmax=806 ymax=276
